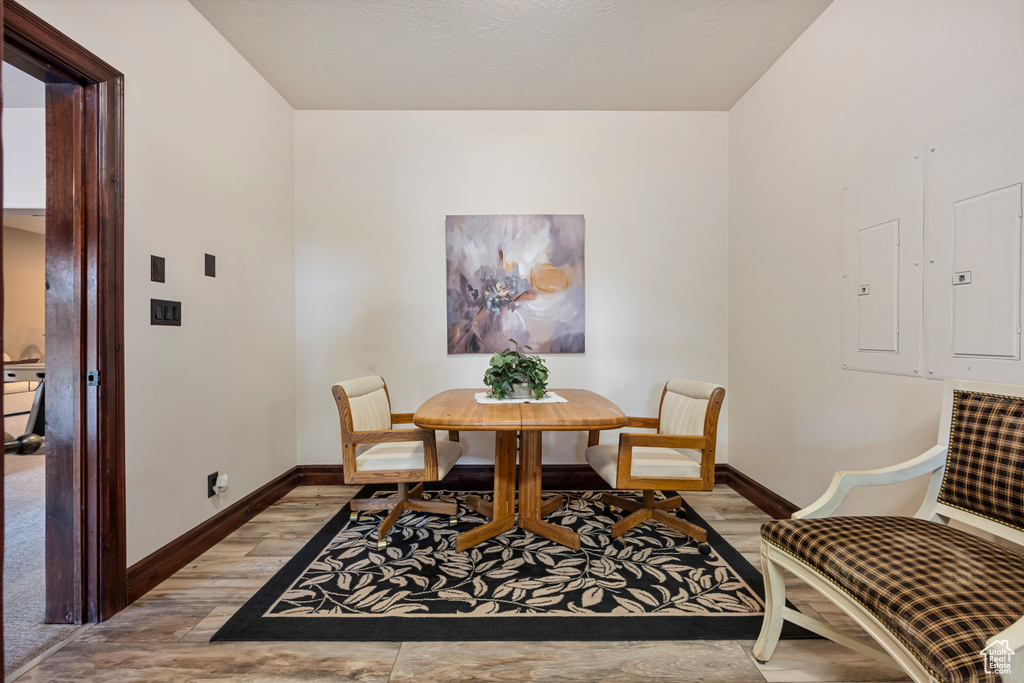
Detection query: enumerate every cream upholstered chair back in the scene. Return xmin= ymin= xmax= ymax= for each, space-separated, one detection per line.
xmin=658 ymin=379 xmax=720 ymax=437
xmin=583 ymin=378 xmax=725 ymax=551
xmin=331 ymin=376 xmax=466 ymax=548
xmin=585 ymin=378 xmax=725 ymax=493
xmin=337 ymin=375 xmax=392 ymax=433
xmin=331 ymin=374 xmax=464 ymax=486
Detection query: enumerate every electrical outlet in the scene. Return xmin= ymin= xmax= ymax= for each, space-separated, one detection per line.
xmin=207 ymin=472 xmax=218 ymax=498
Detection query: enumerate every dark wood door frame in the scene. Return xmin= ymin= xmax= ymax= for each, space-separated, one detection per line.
xmin=1 ymin=1 xmax=6 ymax=675
xmin=3 ymin=0 xmax=125 ymax=624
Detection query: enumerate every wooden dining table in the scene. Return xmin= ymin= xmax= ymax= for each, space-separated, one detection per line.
xmin=413 ymin=389 xmax=626 ymax=552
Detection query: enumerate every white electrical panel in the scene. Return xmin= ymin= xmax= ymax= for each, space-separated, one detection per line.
xmin=951 ymin=185 xmax=1021 ymax=359
xmin=925 ymin=105 xmax=1024 ymax=382
xmin=842 ymin=152 xmax=924 ymax=376
xmin=858 ymin=220 xmax=900 ymax=352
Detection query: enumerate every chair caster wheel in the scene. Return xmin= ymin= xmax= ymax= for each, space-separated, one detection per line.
xmin=376 ymin=539 xmax=388 ymax=551
xmin=675 ymin=508 xmax=687 ymax=520
xmin=350 ymin=512 xmax=360 ymax=522
xmin=604 ymin=505 xmax=616 ymax=517
xmin=697 ymin=543 xmax=711 ymax=556
xmin=448 ymin=516 xmax=458 ymax=527
xmin=613 ymin=536 xmax=626 ymax=549
xmin=755 ymin=659 xmax=768 ymax=665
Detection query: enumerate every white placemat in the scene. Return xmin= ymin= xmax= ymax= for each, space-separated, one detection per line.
xmin=474 ymin=391 xmax=568 ymax=404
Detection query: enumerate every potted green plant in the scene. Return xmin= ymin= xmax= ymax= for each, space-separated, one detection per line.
xmin=483 ymin=339 xmax=550 ymax=400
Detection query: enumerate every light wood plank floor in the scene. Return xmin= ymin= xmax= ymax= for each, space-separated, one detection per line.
xmin=13 ymin=485 xmax=911 ymax=682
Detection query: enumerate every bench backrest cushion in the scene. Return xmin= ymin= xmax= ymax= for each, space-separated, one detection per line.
xmin=938 ymin=389 xmax=1024 ymax=532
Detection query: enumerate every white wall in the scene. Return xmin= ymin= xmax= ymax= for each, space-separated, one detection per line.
xmin=729 ymin=0 xmax=1024 ymax=513
xmin=1 ymin=108 xmax=45 ymax=210
xmin=3 ymin=226 xmax=45 ymax=361
xmin=22 ymin=0 xmax=297 ymax=564
xmin=295 ymin=111 xmax=729 ymax=467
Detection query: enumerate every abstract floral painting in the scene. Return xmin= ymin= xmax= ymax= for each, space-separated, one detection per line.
xmin=446 ymin=214 xmax=585 ymax=354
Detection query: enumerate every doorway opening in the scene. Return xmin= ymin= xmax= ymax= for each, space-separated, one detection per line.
xmin=1 ymin=56 xmax=82 ymax=672
xmin=1 ymin=1 xmax=126 ymax=670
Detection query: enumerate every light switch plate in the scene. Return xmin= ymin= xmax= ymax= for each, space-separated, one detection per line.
xmin=150 ymin=299 xmax=181 ymax=326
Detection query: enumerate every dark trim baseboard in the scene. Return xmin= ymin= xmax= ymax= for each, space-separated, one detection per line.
xmin=124 ymin=461 xmax=797 ymax=605
xmin=290 ymin=463 xmax=795 ymax=519
xmin=290 ymin=464 xmax=612 ymax=489
xmin=445 ymin=464 xmax=612 ymax=489
xmin=294 ymin=465 xmax=347 ymax=486
xmin=716 ymin=464 xmax=799 ymax=519
xmin=125 ymin=467 xmax=301 ymax=602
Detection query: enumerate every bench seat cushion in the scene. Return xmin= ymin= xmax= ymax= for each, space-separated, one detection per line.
xmin=761 ymin=516 xmax=1024 ymax=683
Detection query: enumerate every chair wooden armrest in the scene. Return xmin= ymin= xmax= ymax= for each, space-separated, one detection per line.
xmin=620 ymin=432 xmax=707 ymax=450
xmin=615 ymin=432 xmax=711 ymax=490
xmin=349 ymin=428 xmax=437 ymax=445
xmin=794 ymin=444 xmax=948 ymax=520
xmin=626 ymin=416 xmax=660 ymax=429
xmin=348 ymin=428 xmax=440 ymax=480
xmin=588 ymin=416 xmax=659 ymax=447
xmin=393 ymin=413 xmax=459 ymax=443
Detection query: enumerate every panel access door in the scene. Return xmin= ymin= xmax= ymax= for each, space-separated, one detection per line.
xmin=951 ymin=184 xmax=1021 ymax=359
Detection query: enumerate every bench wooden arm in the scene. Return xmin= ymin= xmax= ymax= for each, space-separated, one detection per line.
xmin=794 ymin=444 xmax=948 ymax=520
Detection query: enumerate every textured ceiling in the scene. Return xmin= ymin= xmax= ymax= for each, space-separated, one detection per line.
xmin=187 ymin=0 xmax=832 ymax=110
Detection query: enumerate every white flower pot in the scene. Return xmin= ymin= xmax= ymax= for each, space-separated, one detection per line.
xmin=508 ymin=384 xmax=533 ymax=399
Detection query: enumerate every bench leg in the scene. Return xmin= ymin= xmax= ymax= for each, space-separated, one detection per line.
xmin=753 ymin=543 xmax=787 ymax=663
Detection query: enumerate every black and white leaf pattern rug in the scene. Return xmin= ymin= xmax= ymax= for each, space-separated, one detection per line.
xmin=213 ymin=488 xmax=811 ymax=641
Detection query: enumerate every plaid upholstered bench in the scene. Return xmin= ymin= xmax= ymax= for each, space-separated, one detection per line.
xmin=753 ymin=379 xmax=1024 ymax=683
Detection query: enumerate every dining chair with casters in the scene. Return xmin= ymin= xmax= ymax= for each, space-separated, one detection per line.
xmin=332 ymin=376 xmax=466 ymax=550
xmin=584 ymin=379 xmax=725 ymax=554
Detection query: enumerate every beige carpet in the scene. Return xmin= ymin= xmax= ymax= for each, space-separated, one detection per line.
xmin=4 ymin=453 xmax=78 ymax=674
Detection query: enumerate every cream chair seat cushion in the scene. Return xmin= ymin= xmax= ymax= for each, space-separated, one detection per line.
xmin=585 ymin=444 xmax=701 ymax=488
xmin=356 ymin=439 xmax=465 ymax=480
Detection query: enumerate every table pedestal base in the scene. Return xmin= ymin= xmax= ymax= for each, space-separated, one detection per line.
xmin=455 ymin=431 xmax=582 ymax=552
xmin=455 ymin=516 xmax=515 ymax=552
xmin=456 ymin=431 xmax=517 ymax=552
xmin=463 ymin=493 xmax=564 ymax=521
xmin=518 ymin=431 xmax=581 ymax=549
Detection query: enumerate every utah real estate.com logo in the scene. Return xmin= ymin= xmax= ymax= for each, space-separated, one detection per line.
xmin=982 ymin=640 xmax=1015 ymax=676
